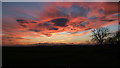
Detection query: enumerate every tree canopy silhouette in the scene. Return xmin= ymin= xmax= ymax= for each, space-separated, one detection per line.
xmin=113 ymin=30 xmax=120 ymax=44
xmin=105 ymin=30 xmax=120 ymax=45
xmin=91 ymin=27 xmax=111 ymax=45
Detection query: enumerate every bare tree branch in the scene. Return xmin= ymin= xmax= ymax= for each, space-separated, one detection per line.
xmin=91 ymin=27 xmax=110 ymax=45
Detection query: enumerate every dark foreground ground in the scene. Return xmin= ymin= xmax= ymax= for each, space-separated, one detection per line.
xmin=2 ymin=45 xmax=120 ymax=68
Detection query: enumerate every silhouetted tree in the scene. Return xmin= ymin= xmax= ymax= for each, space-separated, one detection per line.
xmin=91 ymin=27 xmax=111 ymax=45
xmin=114 ymin=30 xmax=120 ymax=44
xmin=106 ymin=30 xmax=120 ymax=45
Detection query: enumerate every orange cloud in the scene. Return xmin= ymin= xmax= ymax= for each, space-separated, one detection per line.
xmin=2 ymin=2 xmax=119 ymax=45
xmin=3 ymin=3 xmax=118 ymax=37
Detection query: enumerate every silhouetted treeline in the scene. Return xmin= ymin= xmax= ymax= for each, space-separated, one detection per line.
xmin=91 ymin=27 xmax=120 ymax=47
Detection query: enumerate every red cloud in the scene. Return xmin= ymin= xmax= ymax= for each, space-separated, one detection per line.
xmin=3 ymin=2 xmax=119 ymax=37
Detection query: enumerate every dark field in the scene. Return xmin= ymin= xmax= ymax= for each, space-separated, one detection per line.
xmin=2 ymin=45 xmax=120 ymax=68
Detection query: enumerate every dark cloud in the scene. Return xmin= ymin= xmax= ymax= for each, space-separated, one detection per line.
xmin=101 ymin=19 xmax=116 ymax=22
xmin=16 ymin=19 xmax=29 ymax=24
xmin=20 ymin=25 xmax=27 ymax=27
xmin=4 ymin=37 xmax=14 ymax=39
xmin=51 ymin=18 xmax=69 ymax=27
xmin=31 ymin=21 xmax=37 ymax=23
xmin=37 ymin=22 xmax=51 ymax=27
xmin=79 ymin=24 xmax=85 ymax=27
xmin=16 ymin=38 xmax=24 ymax=39
xmin=28 ymin=29 xmax=41 ymax=32
xmin=67 ymin=32 xmax=79 ymax=34
xmin=16 ymin=19 xmax=38 ymax=28
xmin=16 ymin=19 xmax=38 ymax=24
xmin=71 ymin=29 xmax=76 ymax=30
xmin=88 ymin=16 xmax=98 ymax=20
xmin=3 ymin=36 xmax=25 ymax=39
xmin=85 ymin=28 xmax=92 ymax=30
xmin=42 ymin=33 xmax=52 ymax=37
xmin=79 ymin=21 xmax=89 ymax=27
xmin=50 ymin=28 xmax=58 ymax=30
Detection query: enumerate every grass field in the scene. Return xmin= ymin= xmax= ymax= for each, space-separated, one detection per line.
xmin=2 ymin=45 xmax=120 ymax=68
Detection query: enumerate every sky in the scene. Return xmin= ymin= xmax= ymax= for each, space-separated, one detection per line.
xmin=2 ymin=2 xmax=119 ymax=46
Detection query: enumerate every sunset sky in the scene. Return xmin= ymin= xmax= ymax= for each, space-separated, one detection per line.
xmin=2 ymin=2 xmax=119 ymax=46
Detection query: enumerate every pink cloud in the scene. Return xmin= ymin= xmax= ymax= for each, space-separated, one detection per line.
xmin=3 ymin=2 xmax=119 ymax=37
